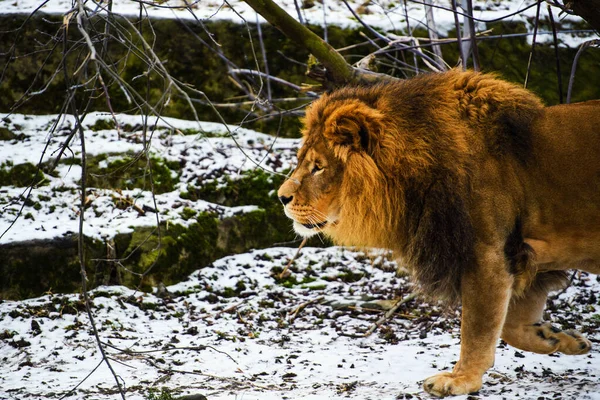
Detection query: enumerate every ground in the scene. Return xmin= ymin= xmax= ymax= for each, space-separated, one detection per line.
xmin=1 ymin=247 xmax=600 ymax=399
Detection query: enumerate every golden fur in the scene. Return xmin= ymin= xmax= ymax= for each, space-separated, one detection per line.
xmin=278 ymin=70 xmax=600 ymax=397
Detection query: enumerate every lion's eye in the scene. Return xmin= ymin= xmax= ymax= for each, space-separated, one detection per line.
xmin=311 ymin=164 xmax=323 ymax=175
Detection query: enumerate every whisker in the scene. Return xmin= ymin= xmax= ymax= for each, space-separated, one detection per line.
xmin=307 ymin=215 xmax=326 ymax=244
xmin=311 ymin=209 xmax=328 ymax=221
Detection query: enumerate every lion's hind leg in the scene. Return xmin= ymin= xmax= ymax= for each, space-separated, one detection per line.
xmin=501 ymin=272 xmax=592 ymax=355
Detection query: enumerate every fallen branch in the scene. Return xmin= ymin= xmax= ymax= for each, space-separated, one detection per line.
xmin=289 ymin=295 xmax=325 ymax=323
xmin=362 ymin=293 xmax=418 ymax=338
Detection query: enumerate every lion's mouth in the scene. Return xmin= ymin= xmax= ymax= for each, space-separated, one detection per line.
xmin=301 ymin=221 xmax=327 ymax=229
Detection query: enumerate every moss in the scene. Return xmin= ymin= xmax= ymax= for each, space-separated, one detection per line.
xmin=88 ymin=119 xmax=116 ymax=131
xmin=83 ymin=152 xmax=178 ymax=194
xmin=114 ymin=212 xmax=221 ymax=289
xmin=180 ymin=207 xmax=197 ymax=221
xmin=0 ymin=127 xmax=16 ymax=140
xmin=0 ymin=162 xmax=47 ymax=187
xmin=178 ymin=128 xmax=228 ymax=137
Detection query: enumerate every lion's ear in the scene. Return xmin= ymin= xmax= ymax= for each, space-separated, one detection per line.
xmin=322 ymin=102 xmax=383 ymax=156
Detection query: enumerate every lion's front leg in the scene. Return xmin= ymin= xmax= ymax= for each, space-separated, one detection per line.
xmin=423 ymin=246 xmax=513 ymax=397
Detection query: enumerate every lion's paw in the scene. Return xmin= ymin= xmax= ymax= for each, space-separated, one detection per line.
xmin=423 ymin=371 xmax=482 ymax=398
xmin=536 ymin=323 xmax=592 ymax=355
xmin=558 ymin=329 xmax=592 ymax=355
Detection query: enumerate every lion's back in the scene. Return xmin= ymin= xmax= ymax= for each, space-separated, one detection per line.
xmin=524 ymin=100 xmax=600 ymax=232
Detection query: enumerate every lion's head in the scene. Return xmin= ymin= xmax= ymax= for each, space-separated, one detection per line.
xmin=277 ymin=89 xmax=409 ymax=249
xmin=277 ymin=134 xmax=344 ymax=238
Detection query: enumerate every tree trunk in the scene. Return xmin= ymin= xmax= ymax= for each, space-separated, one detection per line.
xmin=567 ymin=0 xmax=600 ymax=33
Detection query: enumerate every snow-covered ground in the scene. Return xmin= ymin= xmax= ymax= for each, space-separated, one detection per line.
xmin=1 ymin=247 xmax=599 ymax=399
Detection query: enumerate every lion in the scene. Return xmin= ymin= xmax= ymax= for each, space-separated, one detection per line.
xmin=277 ymin=69 xmax=600 ymax=397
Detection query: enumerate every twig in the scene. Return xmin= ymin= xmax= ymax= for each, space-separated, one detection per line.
xmin=452 ymin=0 xmax=466 ymax=70
xmin=547 ymin=4 xmax=563 ymax=103
xmin=362 ymin=293 xmax=417 ymax=338
xmin=423 ymin=0 xmax=445 ymax=70
xmin=229 ymin=68 xmax=318 ymax=96
xmin=58 ymin=358 xmax=104 ymax=399
xmin=278 ymin=237 xmax=308 ymax=280
xmin=292 ymin=0 xmax=305 ymax=25
xmin=102 ymin=341 xmax=238 ymax=364
xmin=145 ymin=358 xmax=275 ymax=391
xmin=464 ymin=0 xmax=480 ymax=71
xmin=289 ymin=296 xmax=325 ymax=323
xmin=524 ymin=0 xmax=542 ymax=89
xmin=322 ymin=0 xmax=328 ymax=43
xmin=213 ymin=301 xmax=245 ymax=318
xmin=255 ymin=12 xmax=272 ymax=102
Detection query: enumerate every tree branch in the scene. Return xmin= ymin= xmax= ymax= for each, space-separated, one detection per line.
xmin=242 ymin=0 xmax=395 ymax=86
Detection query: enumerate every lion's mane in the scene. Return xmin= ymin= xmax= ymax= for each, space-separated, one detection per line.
xmin=304 ymin=70 xmax=567 ymax=302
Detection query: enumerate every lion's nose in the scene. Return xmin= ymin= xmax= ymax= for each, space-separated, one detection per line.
xmin=279 ymin=195 xmax=293 ymax=206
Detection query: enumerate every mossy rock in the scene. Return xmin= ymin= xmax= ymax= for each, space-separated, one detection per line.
xmin=113 ymin=207 xmax=298 ymax=291
xmin=0 ymin=236 xmax=106 ymax=300
xmin=0 ymin=127 xmax=17 ymax=140
xmin=82 ymin=153 xmax=179 ymax=194
xmin=0 ymin=162 xmax=47 ymax=187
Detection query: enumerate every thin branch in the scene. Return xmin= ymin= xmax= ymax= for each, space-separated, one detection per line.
xmin=465 ymin=0 xmax=480 ymax=71
xmin=547 ymin=4 xmax=564 ymax=103
xmin=452 ymin=0 xmax=466 ymax=70
xmin=102 ymin=341 xmax=238 ymax=364
xmin=567 ymin=39 xmax=600 ymax=103
xmin=524 ymin=0 xmax=542 ymax=89
xmin=423 ymin=0 xmax=445 ymax=69
xmin=256 ymin=13 xmax=272 ymax=102
xmin=278 ymin=237 xmax=308 ymax=280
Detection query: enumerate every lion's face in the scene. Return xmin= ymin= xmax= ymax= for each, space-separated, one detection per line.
xmin=277 ymin=137 xmax=344 ymax=238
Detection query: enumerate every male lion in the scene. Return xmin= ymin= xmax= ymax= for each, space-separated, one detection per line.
xmin=277 ymin=70 xmax=600 ymax=397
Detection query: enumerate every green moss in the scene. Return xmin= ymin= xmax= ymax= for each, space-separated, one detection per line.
xmin=0 ymin=127 xmax=16 ymax=140
xmin=0 ymin=162 xmax=47 ymax=187
xmin=180 ymin=207 xmax=197 ymax=221
xmin=88 ymin=119 xmax=116 ymax=131
xmin=146 ymin=387 xmax=174 ymax=400
xmin=178 ymin=128 xmax=228 ymax=137
xmin=84 ymin=153 xmax=178 ymax=194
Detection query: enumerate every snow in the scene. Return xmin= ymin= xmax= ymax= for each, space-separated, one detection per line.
xmin=1 ymin=247 xmax=599 ymax=399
